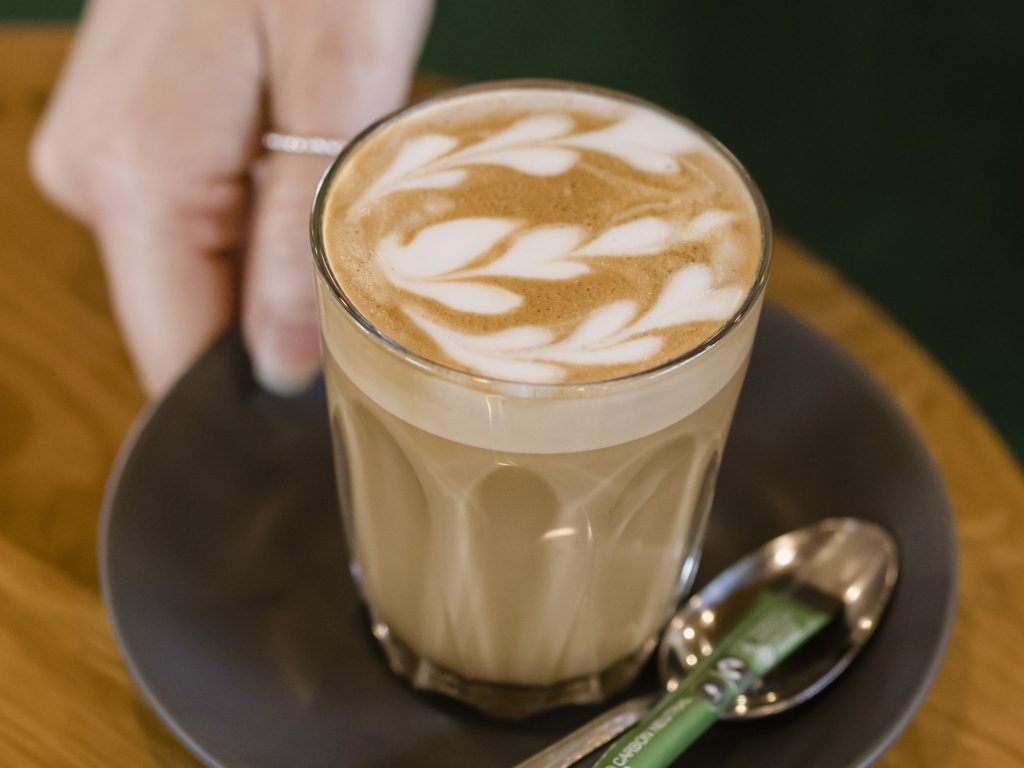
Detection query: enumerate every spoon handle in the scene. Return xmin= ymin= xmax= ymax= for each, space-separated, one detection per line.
xmin=512 ymin=693 xmax=658 ymax=768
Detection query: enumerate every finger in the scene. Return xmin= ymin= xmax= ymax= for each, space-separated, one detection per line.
xmin=242 ymin=153 xmax=324 ymax=394
xmin=96 ymin=196 xmax=241 ymax=396
xmin=242 ymin=0 xmax=433 ymax=394
xmin=31 ymin=0 xmax=262 ymax=396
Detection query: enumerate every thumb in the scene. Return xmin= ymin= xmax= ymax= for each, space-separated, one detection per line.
xmin=243 ymin=0 xmax=433 ymax=393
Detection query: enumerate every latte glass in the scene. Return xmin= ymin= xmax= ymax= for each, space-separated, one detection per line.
xmin=310 ymin=81 xmax=771 ymax=718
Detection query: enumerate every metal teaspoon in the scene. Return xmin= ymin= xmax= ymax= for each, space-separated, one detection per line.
xmin=516 ymin=517 xmax=899 ymax=768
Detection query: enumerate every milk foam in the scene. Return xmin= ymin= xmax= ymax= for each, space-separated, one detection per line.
xmin=322 ymin=85 xmax=763 ymax=385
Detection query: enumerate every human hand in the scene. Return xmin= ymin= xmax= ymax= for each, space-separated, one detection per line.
xmin=31 ymin=0 xmax=434 ymax=396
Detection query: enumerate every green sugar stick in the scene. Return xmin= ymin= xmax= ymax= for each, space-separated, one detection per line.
xmin=593 ymin=589 xmax=832 ymax=768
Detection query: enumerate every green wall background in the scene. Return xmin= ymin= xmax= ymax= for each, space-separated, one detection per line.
xmin=6 ymin=0 xmax=1022 ymax=458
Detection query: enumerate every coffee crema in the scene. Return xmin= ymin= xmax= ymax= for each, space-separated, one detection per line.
xmin=322 ymin=86 xmax=762 ymax=384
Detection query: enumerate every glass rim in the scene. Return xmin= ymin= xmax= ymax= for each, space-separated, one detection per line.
xmin=310 ymin=78 xmax=773 ymax=393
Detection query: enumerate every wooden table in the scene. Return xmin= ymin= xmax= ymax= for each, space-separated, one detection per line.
xmin=2 ymin=25 xmax=1022 ymax=768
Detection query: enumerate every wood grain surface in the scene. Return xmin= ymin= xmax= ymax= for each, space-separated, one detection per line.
xmin=1 ymin=25 xmax=1022 ymax=768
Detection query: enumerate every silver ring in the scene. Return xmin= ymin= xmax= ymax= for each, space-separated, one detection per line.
xmin=262 ymin=131 xmax=346 ymax=157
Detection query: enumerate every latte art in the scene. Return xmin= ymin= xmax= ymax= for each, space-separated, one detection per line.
xmin=323 ymin=87 xmax=762 ymax=383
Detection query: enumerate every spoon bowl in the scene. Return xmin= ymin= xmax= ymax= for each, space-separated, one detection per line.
xmin=660 ymin=517 xmax=899 ymax=718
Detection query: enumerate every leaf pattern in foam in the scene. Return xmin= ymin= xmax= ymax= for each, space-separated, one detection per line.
xmin=364 ymin=134 xmax=459 ymax=200
xmin=402 ymin=265 xmax=745 ymax=381
xmin=575 ymin=217 xmax=675 ymax=256
xmin=443 ymin=114 xmax=577 ymax=175
xmin=356 ymin=110 xmax=713 ymax=203
xmin=407 ymin=310 xmax=564 ymax=382
xmin=389 ymin=169 xmax=467 ymax=194
xmin=561 ymin=112 xmax=707 ymax=173
xmin=629 ymin=265 xmax=745 ymax=335
xmin=532 ymin=301 xmax=661 ymax=366
xmin=400 ymin=280 xmax=523 ymax=315
xmin=377 ymin=202 xmax=744 ymax=325
xmin=378 ymin=218 xmax=519 ymax=279
xmin=359 ymin=115 xmax=579 ymax=203
xmin=535 ymin=336 xmax=663 ymax=366
xmin=467 ymin=225 xmax=588 ymax=280
xmin=470 ymin=114 xmax=576 ymax=151
xmin=573 ymin=210 xmax=732 ymax=259
xmin=404 ymin=299 xmax=663 ymax=382
xmin=459 ymin=148 xmax=578 ymax=175
xmin=677 ymin=210 xmax=735 ymax=240
xmin=562 ymin=300 xmax=638 ymax=347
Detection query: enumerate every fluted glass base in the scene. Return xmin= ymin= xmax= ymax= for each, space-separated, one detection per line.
xmin=370 ymin=617 xmax=659 ymax=719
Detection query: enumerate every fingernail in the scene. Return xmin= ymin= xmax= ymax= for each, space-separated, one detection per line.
xmin=252 ymin=319 xmax=322 ymax=395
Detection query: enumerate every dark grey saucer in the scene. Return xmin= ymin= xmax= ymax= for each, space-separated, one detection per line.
xmin=99 ymin=303 xmax=957 ymax=768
